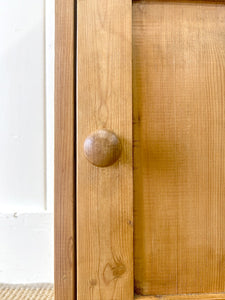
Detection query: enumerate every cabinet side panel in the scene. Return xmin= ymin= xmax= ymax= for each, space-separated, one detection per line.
xmin=55 ymin=0 xmax=75 ymax=299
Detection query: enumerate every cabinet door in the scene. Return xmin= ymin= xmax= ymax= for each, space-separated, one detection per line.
xmin=76 ymin=1 xmax=225 ymax=300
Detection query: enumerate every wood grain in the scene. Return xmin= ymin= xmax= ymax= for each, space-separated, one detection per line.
xmin=54 ymin=0 xmax=75 ymax=299
xmin=133 ymin=0 xmax=225 ymax=296
xmin=135 ymin=293 xmax=225 ymax=300
xmin=77 ymin=0 xmax=133 ymax=299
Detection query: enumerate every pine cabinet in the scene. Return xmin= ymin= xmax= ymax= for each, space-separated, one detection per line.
xmin=55 ymin=1 xmax=225 ymax=299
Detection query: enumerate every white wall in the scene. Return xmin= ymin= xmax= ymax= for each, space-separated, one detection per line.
xmin=0 ymin=0 xmax=45 ymax=211
xmin=0 ymin=0 xmax=54 ymax=283
xmin=0 ymin=213 xmax=53 ymax=283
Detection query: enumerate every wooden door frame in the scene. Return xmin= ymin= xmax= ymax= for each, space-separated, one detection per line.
xmin=55 ymin=0 xmax=76 ymax=299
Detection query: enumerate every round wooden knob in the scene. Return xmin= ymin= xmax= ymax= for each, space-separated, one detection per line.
xmin=84 ymin=129 xmax=121 ymax=167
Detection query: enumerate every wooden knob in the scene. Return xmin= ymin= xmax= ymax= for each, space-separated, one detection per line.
xmin=84 ymin=129 xmax=121 ymax=167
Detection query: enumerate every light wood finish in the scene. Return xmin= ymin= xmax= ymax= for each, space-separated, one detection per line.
xmin=54 ymin=0 xmax=75 ymax=299
xmin=133 ymin=0 xmax=225 ymax=296
xmin=84 ymin=129 xmax=122 ymax=167
xmin=77 ymin=0 xmax=133 ymax=299
xmin=135 ymin=293 xmax=225 ymax=300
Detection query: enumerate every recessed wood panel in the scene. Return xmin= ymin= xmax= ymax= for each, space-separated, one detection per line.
xmin=133 ymin=0 xmax=225 ymax=296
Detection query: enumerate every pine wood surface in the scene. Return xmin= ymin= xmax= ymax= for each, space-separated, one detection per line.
xmin=135 ymin=293 xmax=225 ymax=300
xmin=77 ymin=0 xmax=133 ymax=299
xmin=133 ymin=0 xmax=225 ymax=296
xmin=54 ymin=0 xmax=75 ymax=299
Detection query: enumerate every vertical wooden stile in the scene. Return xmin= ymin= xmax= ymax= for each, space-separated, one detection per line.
xmin=55 ymin=0 xmax=75 ymax=299
xmin=77 ymin=0 xmax=133 ymax=299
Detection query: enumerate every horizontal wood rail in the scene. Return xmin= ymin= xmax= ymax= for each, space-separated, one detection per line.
xmin=135 ymin=293 xmax=225 ymax=299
